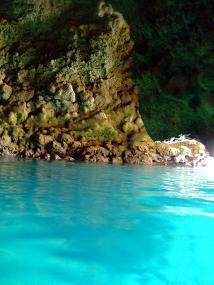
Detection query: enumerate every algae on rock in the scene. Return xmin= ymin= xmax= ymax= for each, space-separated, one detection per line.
xmin=0 ymin=1 xmax=210 ymax=166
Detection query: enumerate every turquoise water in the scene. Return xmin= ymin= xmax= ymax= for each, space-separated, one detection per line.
xmin=0 ymin=158 xmax=213 ymax=285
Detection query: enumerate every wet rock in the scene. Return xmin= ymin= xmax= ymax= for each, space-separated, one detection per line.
xmin=111 ymin=156 xmax=123 ymax=164
xmin=65 ymin=156 xmax=75 ymax=161
xmin=153 ymin=139 xmax=209 ymax=166
xmin=174 ymin=154 xmax=186 ymax=163
xmin=47 ymin=141 xmax=66 ymax=156
xmin=54 ymin=154 xmax=62 ymax=160
xmin=44 ymin=153 xmax=51 ymax=160
xmin=24 ymin=149 xmax=34 ymax=158
xmin=123 ymin=149 xmax=153 ymax=165
xmin=82 ymin=146 xmax=110 ymax=163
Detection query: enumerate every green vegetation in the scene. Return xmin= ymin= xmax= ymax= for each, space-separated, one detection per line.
xmin=70 ymin=118 xmax=119 ymax=142
xmin=109 ymin=0 xmax=213 ymax=140
xmin=79 ymin=127 xmax=118 ymax=142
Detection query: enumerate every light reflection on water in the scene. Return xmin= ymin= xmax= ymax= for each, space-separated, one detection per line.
xmin=0 ymin=158 xmax=213 ymax=285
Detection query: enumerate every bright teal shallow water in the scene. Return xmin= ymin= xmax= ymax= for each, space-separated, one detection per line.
xmin=0 ymin=159 xmax=213 ymax=285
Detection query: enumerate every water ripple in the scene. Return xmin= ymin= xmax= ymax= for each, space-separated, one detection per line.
xmin=0 ymin=158 xmax=213 ymax=285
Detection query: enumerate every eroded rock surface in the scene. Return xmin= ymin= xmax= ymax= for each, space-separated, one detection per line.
xmin=0 ymin=2 xmax=210 ymax=166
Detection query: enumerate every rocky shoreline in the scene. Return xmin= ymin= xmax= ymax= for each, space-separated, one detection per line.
xmin=0 ymin=2 xmax=211 ymax=167
xmin=0 ymin=134 xmax=210 ymax=167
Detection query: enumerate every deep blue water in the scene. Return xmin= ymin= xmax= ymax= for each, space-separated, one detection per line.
xmin=0 ymin=158 xmax=213 ymax=285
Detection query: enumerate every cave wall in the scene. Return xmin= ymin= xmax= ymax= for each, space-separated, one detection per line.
xmin=0 ymin=1 xmax=151 ymax=161
xmin=0 ymin=0 xmax=211 ymax=163
xmin=1 ymin=0 xmax=213 ymax=142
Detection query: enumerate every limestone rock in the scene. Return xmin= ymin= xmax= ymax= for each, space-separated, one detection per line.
xmin=8 ymin=112 xmax=17 ymax=125
xmin=0 ymin=84 xmax=12 ymax=101
xmin=0 ymin=1 xmax=210 ymax=166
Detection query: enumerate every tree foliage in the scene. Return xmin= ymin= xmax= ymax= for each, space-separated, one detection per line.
xmin=109 ymin=0 xmax=213 ymax=139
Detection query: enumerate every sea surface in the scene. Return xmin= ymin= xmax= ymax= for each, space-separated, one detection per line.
xmin=0 ymin=158 xmax=213 ymax=285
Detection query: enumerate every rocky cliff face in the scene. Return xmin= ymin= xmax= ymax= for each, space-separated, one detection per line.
xmin=0 ymin=1 xmax=210 ymax=166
